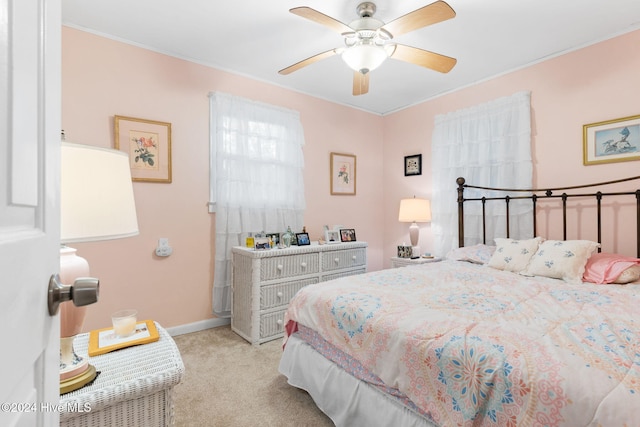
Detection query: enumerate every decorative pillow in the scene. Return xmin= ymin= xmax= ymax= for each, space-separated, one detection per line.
xmin=523 ymin=240 xmax=600 ymax=284
xmin=583 ymin=252 xmax=640 ymax=284
xmin=614 ymin=265 xmax=640 ymax=284
xmin=446 ymin=244 xmax=496 ymax=264
xmin=487 ymin=237 xmax=544 ymax=273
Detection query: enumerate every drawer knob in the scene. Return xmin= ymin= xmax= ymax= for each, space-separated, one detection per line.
xmin=334 ymin=257 xmax=339 ymax=263
xmin=277 ymin=291 xmax=283 ymax=299
xmin=300 ymin=262 xmax=307 ymax=268
xmin=277 ymin=319 xmax=283 ymax=326
xmin=277 ymin=264 xmax=283 ymax=271
xmin=352 ymin=255 xmax=357 ymax=261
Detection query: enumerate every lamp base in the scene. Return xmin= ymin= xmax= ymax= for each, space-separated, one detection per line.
xmin=60 ymin=364 xmax=97 ymax=395
xmin=60 ymin=335 xmax=89 ymax=381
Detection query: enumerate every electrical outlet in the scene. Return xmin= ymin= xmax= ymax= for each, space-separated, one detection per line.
xmin=155 ymin=238 xmax=173 ymax=257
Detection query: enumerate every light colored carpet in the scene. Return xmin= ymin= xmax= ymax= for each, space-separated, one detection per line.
xmin=172 ymin=325 xmax=334 ymax=427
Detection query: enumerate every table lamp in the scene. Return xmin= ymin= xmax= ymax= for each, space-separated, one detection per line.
xmin=59 ymin=141 xmax=139 ymax=393
xmin=398 ymin=197 xmax=431 ymax=256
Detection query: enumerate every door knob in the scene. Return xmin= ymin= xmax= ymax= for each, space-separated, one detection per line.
xmin=48 ymin=274 xmax=100 ymax=316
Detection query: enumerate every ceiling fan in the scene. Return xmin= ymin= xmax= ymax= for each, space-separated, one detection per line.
xmin=278 ymin=1 xmax=457 ymax=96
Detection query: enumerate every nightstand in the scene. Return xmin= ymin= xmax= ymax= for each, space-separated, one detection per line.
xmin=390 ymin=256 xmax=442 ymax=268
xmin=60 ymin=322 xmax=184 ymax=427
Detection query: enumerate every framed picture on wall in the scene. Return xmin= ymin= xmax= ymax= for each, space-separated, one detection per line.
xmin=115 ymin=115 xmax=172 ymax=183
xmin=583 ymin=114 xmax=640 ymax=165
xmin=404 ymin=154 xmax=422 ymax=176
xmin=330 ymin=152 xmax=356 ymax=195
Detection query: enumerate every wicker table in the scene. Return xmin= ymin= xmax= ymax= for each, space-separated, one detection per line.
xmin=60 ymin=322 xmax=184 ymax=427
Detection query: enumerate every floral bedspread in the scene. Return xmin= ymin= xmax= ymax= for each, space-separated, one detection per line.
xmin=284 ymin=260 xmax=640 ymax=426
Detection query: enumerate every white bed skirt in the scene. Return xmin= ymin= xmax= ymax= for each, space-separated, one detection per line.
xmin=278 ymin=334 xmax=438 ymax=427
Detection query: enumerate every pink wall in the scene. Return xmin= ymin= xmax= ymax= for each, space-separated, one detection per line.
xmin=63 ymin=26 xmax=640 ymax=330
xmin=382 ymin=29 xmax=640 ymax=266
xmin=62 ymin=27 xmax=384 ymax=331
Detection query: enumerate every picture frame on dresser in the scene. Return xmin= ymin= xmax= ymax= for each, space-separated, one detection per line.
xmin=296 ymin=233 xmax=310 ymax=245
xmin=325 ymin=230 xmax=340 ymax=243
xmin=340 ymin=228 xmax=356 ymax=242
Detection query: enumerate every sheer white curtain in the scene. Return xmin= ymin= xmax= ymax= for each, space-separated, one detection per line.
xmin=209 ymin=92 xmax=305 ymax=317
xmin=431 ymin=91 xmax=533 ymax=256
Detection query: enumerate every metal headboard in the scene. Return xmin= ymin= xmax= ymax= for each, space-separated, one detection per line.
xmin=457 ymin=175 xmax=640 ymax=257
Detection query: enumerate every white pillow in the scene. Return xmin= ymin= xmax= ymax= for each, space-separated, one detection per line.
xmin=488 ymin=237 xmax=544 ymax=273
xmin=446 ymin=244 xmax=496 ymax=264
xmin=523 ymin=240 xmax=600 ymax=284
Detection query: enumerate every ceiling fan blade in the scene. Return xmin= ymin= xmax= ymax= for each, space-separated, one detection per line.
xmin=382 ymin=1 xmax=455 ymax=37
xmin=278 ymin=49 xmax=337 ymax=75
xmin=353 ymin=71 xmax=369 ymax=96
xmin=391 ymin=44 xmax=456 ymax=73
xmin=290 ymin=7 xmax=352 ymax=34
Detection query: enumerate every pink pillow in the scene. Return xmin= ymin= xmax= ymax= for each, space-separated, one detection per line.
xmin=583 ymin=252 xmax=640 ymax=284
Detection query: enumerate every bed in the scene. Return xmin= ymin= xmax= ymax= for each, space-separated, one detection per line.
xmin=279 ymin=176 xmax=640 ymax=426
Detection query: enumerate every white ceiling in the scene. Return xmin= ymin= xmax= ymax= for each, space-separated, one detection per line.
xmin=61 ymin=0 xmax=640 ymax=115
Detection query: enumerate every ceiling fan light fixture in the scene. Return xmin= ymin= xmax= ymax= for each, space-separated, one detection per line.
xmin=341 ymin=42 xmax=389 ymax=74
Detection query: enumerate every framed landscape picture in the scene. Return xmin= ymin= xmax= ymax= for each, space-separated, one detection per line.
xmin=583 ymin=114 xmax=640 ymax=165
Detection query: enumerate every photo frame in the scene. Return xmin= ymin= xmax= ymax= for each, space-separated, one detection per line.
xmin=115 ymin=115 xmax=172 ymax=182
xmin=296 ymin=233 xmax=310 ymax=246
xmin=583 ymin=114 xmax=640 ymax=165
xmin=88 ymin=319 xmax=159 ymax=357
xmin=339 ymin=228 xmax=357 ymax=242
xmin=265 ymin=233 xmax=280 ymax=246
xmin=404 ymin=154 xmax=422 ymax=176
xmin=254 ymin=237 xmax=270 ymax=250
xmin=325 ymin=230 xmax=340 ymax=244
xmin=330 ymin=152 xmax=356 ymax=195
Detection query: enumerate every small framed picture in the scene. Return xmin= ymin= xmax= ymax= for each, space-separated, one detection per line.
xmin=339 ymin=229 xmax=356 ymax=242
xmin=265 ymin=233 xmax=280 ymax=246
xmin=296 ymin=233 xmax=310 ymax=246
xmin=404 ymin=154 xmax=422 ymax=176
xmin=254 ymin=237 xmax=270 ymax=250
xmin=325 ymin=230 xmax=340 ymax=244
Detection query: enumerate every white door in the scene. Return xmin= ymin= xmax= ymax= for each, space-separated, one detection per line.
xmin=0 ymin=0 xmax=61 ymax=426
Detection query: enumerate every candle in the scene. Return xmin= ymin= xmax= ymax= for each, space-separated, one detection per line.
xmin=111 ymin=309 xmax=137 ymax=337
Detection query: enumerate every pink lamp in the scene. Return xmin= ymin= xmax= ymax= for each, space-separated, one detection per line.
xmin=59 ymin=141 xmax=139 ymax=391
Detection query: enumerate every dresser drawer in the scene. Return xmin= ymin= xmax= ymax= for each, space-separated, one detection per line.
xmin=260 ymin=277 xmax=318 ymax=310
xmin=260 ymin=309 xmax=287 ymax=341
xmin=260 ymin=252 xmax=319 ymax=281
xmin=322 ymin=248 xmax=367 ymax=272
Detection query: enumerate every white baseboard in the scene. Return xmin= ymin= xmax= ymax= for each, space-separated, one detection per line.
xmin=165 ymin=317 xmax=230 ymax=336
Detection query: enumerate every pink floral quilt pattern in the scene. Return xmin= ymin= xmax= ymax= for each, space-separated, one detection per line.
xmin=284 ymin=260 xmax=640 ymax=426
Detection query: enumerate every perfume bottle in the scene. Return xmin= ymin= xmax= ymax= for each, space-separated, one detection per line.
xmin=282 ymin=226 xmax=293 ymax=248
xmin=246 ymin=232 xmax=254 ymax=248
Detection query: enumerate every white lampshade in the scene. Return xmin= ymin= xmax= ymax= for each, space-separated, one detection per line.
xmin=61 ymin=142 xmax=139 ymax=243
xmin=342 ymin=43 xmax=390 ymax=73
xmin=398 ymin=198 xmax=431 ymax=223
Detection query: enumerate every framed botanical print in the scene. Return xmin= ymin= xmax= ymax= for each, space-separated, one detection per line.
xmin=330 ymin=152 xmax=356 ymax=195
xmin=115 ymin=115 xmax=172 ymax=182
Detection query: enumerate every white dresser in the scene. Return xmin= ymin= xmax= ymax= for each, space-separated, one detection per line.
xmin=231 ymin=241 xmax=368 ymax=345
